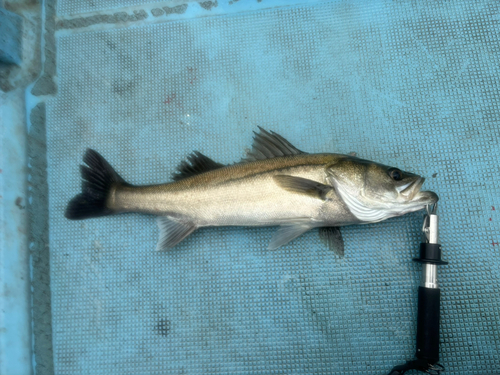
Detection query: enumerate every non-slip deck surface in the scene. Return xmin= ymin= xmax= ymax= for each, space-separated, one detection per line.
xmin=47 ymin=1 xmax=500 ymax=373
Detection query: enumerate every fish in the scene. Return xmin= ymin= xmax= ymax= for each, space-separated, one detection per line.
xmin=65 ymin=128 xmax=438 ymax=255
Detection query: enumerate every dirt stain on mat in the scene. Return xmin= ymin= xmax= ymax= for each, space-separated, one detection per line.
xmin=15 ymin=196 xmax=25 ymax=209
xmin=154 ymin=318 xmax=171 ymax=337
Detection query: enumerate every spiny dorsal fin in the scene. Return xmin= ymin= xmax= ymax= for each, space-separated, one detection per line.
xmin=243 ymin=127 xmax=306 ymax=162
xmin=172 ymin=151 xmax=225 ymax=181
xmin=273 ymin=175 xmax=332 ymax=200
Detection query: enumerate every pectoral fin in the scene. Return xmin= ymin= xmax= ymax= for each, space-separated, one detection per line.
xmin=318 ymin=226 xmax=344 ymax=256
xmin=156 ymin=216 xmax=197 ymax=251
xmin=273 ymin=175 xmax=332 ymax=200
xmin=268 ymin=224 xmax=314 ymax=250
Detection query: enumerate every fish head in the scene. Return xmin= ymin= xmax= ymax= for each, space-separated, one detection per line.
xmin=327 ymin=157 xmax=438 ymax=223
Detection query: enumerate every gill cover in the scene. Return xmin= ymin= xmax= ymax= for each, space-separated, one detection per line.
xmin=326 ymin=157 xmax=427 ymax=223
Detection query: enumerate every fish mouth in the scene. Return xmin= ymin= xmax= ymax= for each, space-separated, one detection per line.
xmin=399 ymin=177 xmax=439 ymax=204
xmin=413 ymin=190 xmax=439 ymax=204
xmin=399 ymin=177 xmax=425 ymax=200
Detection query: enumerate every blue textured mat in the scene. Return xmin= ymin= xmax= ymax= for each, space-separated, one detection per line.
xmin=47 ymin=1 xmax=500 ymax=374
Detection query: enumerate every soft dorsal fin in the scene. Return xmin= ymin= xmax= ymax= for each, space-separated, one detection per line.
xmin=243 ymin=127 xmax=306 ymax=162
xmin=172 ymin=151 xmax=225 ymax=181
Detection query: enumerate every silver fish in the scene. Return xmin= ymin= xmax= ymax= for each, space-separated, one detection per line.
xmin=65 ymin=128 xmax=438 ymax=254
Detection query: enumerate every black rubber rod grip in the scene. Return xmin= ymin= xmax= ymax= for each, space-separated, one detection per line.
xmin=416 ymin=286 xmax=441 ymax=364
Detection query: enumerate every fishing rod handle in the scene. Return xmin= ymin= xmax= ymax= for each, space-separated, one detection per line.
xmin=416 ymin=286 xmax=441 ymax=364
xmin=414 ymin=211 xmax=447 ymax=365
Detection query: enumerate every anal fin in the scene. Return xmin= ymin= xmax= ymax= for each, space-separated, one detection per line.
xmin=156 ymin=216 xmax=197 ymax=251
xmin=268 ymin=223 xmax=314 ymax=250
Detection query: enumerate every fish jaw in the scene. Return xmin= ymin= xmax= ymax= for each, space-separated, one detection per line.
xmin=399 ymin=177 xmax=425 ymax=200
xmin=366 ymin=187 xmax=439 ymax=220
xmin=388 ymin=177 xmax=439 ymax=216
xmin=408 ymin=190 xmax=439 ymax=208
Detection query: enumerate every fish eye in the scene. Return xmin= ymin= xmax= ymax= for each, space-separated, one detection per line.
xmin=389 ymin=168 xmax=403 ymax=181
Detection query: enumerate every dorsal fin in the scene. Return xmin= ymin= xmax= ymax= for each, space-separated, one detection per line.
xmin=242 ymin=127 xmax=307 ymax=162
xmin=172 ymin=151 xmax=225 ymax=181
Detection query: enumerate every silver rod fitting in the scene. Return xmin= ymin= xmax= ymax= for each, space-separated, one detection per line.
xmin=428 ymin=215 xmax=439 ymax=244
xmin=422 ymin=264 xmax=438 ymax=288
xmin=421 ymin=204 xmax=440 ymax=289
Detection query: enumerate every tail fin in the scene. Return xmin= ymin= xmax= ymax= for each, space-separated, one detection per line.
xmin=65 ymin=149 xmax=128 ymax=220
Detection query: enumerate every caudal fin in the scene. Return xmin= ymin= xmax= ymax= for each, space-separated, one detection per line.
xmin=65 ymin=149 xmax=128 ymax=220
